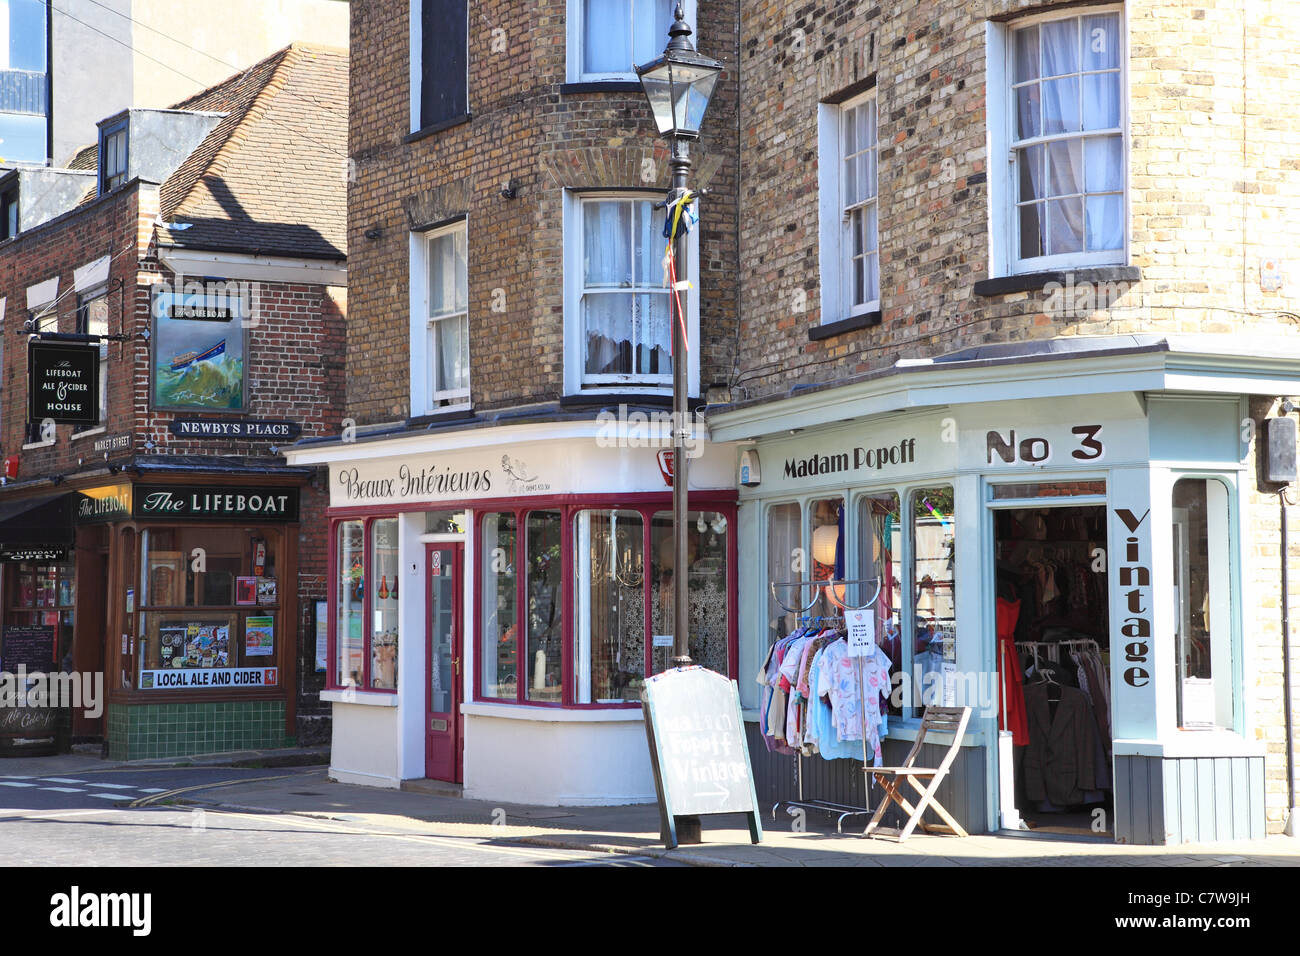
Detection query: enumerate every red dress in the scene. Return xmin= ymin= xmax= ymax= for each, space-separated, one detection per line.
xmin=996 ymin=597 xmax=1029 ymax=745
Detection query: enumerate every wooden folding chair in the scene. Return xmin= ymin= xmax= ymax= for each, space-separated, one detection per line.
xmin=862 ymin=705 xmax=972 ymax=841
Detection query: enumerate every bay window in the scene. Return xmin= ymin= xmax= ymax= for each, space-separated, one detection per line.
xmin=990 ymin=6 xmax=1126 ymax=275
xmin=481 ymin=501 xmax=735 ymax=706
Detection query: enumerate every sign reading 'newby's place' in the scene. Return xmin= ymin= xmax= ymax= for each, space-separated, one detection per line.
xmin=28 ymin=341 xmax=99 ymax=426
xmin=169 ymin=419 xmax=302 ymax=441
xmin=133 ymin=485 xmax=299 ymax=521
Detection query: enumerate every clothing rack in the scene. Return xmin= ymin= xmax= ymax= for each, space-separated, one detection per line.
xmin=769 ymin=576 xmax=884 ymax=833
xmin=1015 ymin=638 xmax=1101 ymax=669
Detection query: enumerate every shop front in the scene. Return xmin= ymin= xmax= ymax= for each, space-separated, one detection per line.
xmin=707 ymin=338 xmax=1288 ymax=845
xmin=285 ymin=419 xmax=740 ymax=805
xmin=0 ymin=471 xmax=310 ymax=758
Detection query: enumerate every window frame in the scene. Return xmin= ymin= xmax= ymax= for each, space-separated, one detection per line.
xmin=98 ymin=118 xmax=128 ymax=195
xmin=474 ymin=497 xmax=738 ymax=709
xmin=565 ymin=0 xmax=697 ymax=84
xmin=327 ymin=515 xmax=401 ymax=694
xmin=562 ymin=189 xmax=701 ymax=398
xmin=72 ymin=287 xmax=109 ymax=434
xmin=409 ymin=219 xmax=471 ymax=415
xmin=409 ymin=0 xmax=470 ymax=134
xmin=987 ymin=4 xmax=1129 ymax=277
xmin=817 ymin=88 xmax=880 ymax=324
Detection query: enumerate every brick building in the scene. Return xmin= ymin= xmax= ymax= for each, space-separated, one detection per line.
xmin=295 ymin=0 xmax=1298 ymax=845
xmin=707 ymin=0 xmax=1300 ymax=844
xmin=0 ymin=44 xmax=348 ymax=758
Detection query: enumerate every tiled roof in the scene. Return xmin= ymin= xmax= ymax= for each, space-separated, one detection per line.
xmin=155 ymin=43 xmax=348 ymax=260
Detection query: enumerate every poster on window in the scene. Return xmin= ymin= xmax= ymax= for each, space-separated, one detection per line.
xmin=245 ymin=616 xmax=274 ymax=657
xmin=163 ymin=622 xmax=230 ymax=669
xmin=150 ymin=287 xmax=247 ymax=411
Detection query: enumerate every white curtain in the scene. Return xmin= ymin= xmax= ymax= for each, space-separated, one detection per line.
xmin=584 ymin=0 xmax=671 ymax=75
xmin=583 ymin=199 xmax=669 ymax=375
xmin=1017 ymin=13 xmax=1123 ymax=258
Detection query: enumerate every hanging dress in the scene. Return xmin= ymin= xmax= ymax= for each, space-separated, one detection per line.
xmin=996 ymin=596 xmax=1030 ymax=745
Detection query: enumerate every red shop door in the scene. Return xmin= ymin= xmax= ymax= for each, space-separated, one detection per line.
xmin=425 ymin=544 xmax=464 ymax=782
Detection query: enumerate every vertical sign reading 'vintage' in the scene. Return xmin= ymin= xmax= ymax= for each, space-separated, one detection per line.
xmin=28 ymin=341 xmax=100 ymax=426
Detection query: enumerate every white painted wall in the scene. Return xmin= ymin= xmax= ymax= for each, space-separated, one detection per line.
xmin=462 ymin=711 xmax=656 ymax=806
xmin=328 ymin=701 xmax=401 ymax=789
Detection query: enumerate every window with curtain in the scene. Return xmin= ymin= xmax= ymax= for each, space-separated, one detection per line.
xmin=578 ymin=0 xmax=674 ymax=80
xmin=426 ymin=223 xmax=470 ymax=408
xmin=1010 ymin=9 xmax=1124 ymax=268
xmin=73 ymin=291 xmax=109 ymax=434
xmin=817 ymin=88 xmax=879 ymax=325
xmin=579 ymin=196 xmax=671 ymax=384
xmin=840 ymin=93 xmax=878 ymax=316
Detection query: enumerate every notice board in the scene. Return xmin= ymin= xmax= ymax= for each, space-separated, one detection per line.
xmin=641 ymin=666 xmax=762 ymax=849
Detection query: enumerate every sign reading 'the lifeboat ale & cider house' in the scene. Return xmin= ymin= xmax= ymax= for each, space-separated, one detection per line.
xmin=28 ymin=341 xmax=100 ymax=426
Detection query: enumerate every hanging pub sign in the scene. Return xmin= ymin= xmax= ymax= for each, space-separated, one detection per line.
xmin=28 ymin=340 xmax=100 ymax=426
xmin=168 ymin=419 xmax=302 ymax=441
xmin=133 ymin=485 xmax=299 ymax=521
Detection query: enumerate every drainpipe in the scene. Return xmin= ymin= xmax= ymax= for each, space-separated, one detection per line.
xmin=1280 ymin=399 xmax=1298 ymax=836
xmin=1283 ymin=481 xmax=1297 ymax=836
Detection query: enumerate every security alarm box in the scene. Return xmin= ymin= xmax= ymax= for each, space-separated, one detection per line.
xmin=1266 ymin=416 xmax=1298 ymax=483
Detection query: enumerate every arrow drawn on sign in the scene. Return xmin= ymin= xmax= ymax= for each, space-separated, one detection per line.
xmin=693 ymin=782 xmax=729 ymax=801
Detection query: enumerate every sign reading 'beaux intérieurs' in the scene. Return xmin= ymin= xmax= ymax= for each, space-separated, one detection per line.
xmin=133 ymin=486 xmax=299 ymax=522
xmin=28 ymin=341 xmax=99 ymax=426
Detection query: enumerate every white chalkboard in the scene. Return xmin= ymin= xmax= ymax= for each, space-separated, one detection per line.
xmin=642 ymin=666 xmax=762 ymax=847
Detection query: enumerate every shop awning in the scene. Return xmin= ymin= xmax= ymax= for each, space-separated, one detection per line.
xmin=0 ymin=493 xmax=74 ymax=550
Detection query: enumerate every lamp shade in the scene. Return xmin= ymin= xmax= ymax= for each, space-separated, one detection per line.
xmin=812 ymin=524 xmax=839 ymax=567
xmin=635 ymin=5 xmax=722 ymax=140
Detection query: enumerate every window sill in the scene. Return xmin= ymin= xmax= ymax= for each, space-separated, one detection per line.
xmin=21 ymin=440 xmax=55 ymax=450
xmin=69 ymin=426 xmax=107 ymax=442
xmin=559 ymin=81 xmax=643 ymax=95
xmin=321 ymin=688 xmax=398 ymax=707
xmin=808 ymin=311 xmax=881 ymax=341
xmin=461 ymin=701 xmax=643 ymax=722
xmin=972 ymin=265 xmax=1142 ymax=298
xmin=408 ymin=407 xmax=474 ymax=428
xmin=404 ymin=113 xmax=472 ymax=143
xmin=1113 ymin=732 xmax=1264 ymax=760
xmin=560 ymin=391 xmax=675 ymax=409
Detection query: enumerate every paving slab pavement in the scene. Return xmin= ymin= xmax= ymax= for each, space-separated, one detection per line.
xmin=175 ymin=768 xmax=1300 ymax=868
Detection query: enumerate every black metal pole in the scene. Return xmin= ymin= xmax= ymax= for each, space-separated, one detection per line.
xmin=670 ymin=137 xmax=692 ymax=671
xmin=668 ymin=136 xmax=701 ymax=846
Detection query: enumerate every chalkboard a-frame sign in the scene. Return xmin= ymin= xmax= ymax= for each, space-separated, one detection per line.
xmin=641 ymin=666 xmax=763 ymax=849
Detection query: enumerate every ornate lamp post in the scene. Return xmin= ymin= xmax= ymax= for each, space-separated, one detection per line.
xmin=636 ymin=3 xmax=722 ymax=669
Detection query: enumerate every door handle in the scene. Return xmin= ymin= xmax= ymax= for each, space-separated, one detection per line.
xmin=452 ymin=657 xmax=460 ymax=675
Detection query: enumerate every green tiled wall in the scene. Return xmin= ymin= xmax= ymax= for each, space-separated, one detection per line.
xmin=107 ymin=700 xmax=289 ymax=760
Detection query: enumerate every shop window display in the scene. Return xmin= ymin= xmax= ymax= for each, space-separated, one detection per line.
xmin=910 ymin=487 xmax=956 ymax=717
xmin=3 ymin=562 xmax=75 ymax=668
xmin=483 ymin=503 xmax=735 ymax=706
xmin=139 ymin=528 xmax=281 ymax=678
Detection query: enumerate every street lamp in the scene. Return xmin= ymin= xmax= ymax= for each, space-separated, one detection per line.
xmin=637 ymin=2 xmax=722 ymax=671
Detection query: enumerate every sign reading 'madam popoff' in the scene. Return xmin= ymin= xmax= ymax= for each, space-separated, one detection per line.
xmin=133 ymin=486 xmax=299 ymax=521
